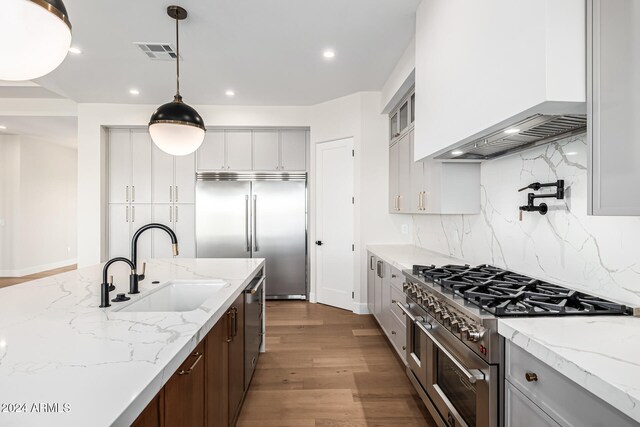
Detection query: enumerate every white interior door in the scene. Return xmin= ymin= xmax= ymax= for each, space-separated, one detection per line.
xmin=315 ymin=138 xmax=354 ymax=311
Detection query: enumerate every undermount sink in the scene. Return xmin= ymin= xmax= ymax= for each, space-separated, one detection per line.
xmin=116 ymin=280 xmax=228 ymax=312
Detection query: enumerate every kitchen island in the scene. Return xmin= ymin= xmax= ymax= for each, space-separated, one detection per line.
xmin=0 ymin=258 xmax=264 ymax=427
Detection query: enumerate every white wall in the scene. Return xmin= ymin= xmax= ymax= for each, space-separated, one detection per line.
xmin=380 ymin=37 xmax=415 ymax=114
xmin=0 ymin=136 xmax=77 ymax=276
xmin=0 ymin=136 xmax=21 ymax=272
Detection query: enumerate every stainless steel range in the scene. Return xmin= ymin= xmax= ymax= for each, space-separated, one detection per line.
xmin=399 ymin=264 xmax=632 ymax=427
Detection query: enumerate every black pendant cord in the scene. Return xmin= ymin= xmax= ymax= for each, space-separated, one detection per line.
xmin=174 ymin=14 xmax=181 ymax=102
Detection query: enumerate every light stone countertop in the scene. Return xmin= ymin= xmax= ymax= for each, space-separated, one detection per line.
xmin=366 ymin=244 xmax=465 ymax=272
xmin=367 ymin=244 xmax=640 ymax=423
xmin=0 ymin=258 xmax=264 ymax=427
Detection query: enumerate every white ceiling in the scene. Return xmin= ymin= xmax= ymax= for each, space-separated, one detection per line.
xmin=34 ymin=0 xmax=420 ymax=106
xmin=0 ymin=116 xmax=78 ymax=148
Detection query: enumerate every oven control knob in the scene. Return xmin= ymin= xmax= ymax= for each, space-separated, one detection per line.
xmin=467 ymin=329 xmax=485 ymax=342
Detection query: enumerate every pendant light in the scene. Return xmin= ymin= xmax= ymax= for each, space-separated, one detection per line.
xmin=149 ymin=5 xmax=205 ymax=156
xmin=2 ymin=0 xmax=72 ymax=81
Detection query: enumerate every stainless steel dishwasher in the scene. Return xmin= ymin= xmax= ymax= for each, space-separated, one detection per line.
xmin=244 ymin=272 xmax=265 ymax=390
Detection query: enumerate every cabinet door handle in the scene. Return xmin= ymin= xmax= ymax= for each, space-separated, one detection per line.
xmin=126 ymin=186 xmax=129 ymax=202
xmin=132 ymin=186 xmax=135 ymax=202
xmin=169 ymin=186 xmax=173 ymax=203
xmin=232 ymin=307 xmax=238 ymax=337
xmin=175 ymin=186 xmax=179 ymax=202
xmin=226 ymin=309 xmax=234 ymax=342
xmin=370 ymin=255 xmax=374 ymax=270
xmin=132 ymin=206 xmax=135 ymax=222
xmin=418 ymin=191 xmax=423 ymax=210
xmin=126 ymin=206 xmax=129 ymax=222
xmin=397 ymin=195 xmax=401 ymax=211
xmin=169 ymin=205 xmax=172 ymax=222
xmin=175 ymin=206 xmax=179 ymax=223
xmin=525 ymin=372 xmax=538 ymax=382
xmin=178 ymin=352 xmax=203 ymax=375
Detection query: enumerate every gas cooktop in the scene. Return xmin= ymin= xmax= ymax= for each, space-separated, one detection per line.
xmin=412 ymin=264 xmax=632 ymax=317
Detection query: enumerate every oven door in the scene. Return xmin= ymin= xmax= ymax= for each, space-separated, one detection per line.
xmin=422 ymin=314 xmax=498 ymax=427
xmin=397 ymin=301 xmax=428 ymax=388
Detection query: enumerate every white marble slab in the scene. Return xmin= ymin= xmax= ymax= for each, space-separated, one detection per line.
xmin=366 ymin=244 xmax=465 ymax=271
xmin=0 ymin=258 xmax=264 ymax=427
xmin=499 ymin=316 xmax=640 ymax=423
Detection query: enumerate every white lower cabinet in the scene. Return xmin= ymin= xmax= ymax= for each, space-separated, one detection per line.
xmin=505 ymin=339 xmax=636 ymax=427
xmin=367 ymin=253 xmax=406 ymax=363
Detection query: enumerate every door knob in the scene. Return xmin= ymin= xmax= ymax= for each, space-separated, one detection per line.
xmin=315 ymin=241 xmax=323 ymax=246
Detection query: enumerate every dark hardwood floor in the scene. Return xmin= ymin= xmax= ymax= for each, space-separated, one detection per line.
xmin=237 ymin=301 xmax=436 ymax=427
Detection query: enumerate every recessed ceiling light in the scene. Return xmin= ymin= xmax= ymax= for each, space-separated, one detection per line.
xmin=129 ymin=89 xmax=140 ymax=95
xmin=225 ymin=90 xmax=235 ymax=97
xmin=323 ymin=50 xmax=336 ymax=59
xmin=504 ymin=128 xmax=520 ymax=134
xmin=68 ymin=47 xmax=82 ymax=55
xmin=0 ymin=125 xmax=6 ymax=130
xmin=451 ymin=150 xmax=464 ymax=156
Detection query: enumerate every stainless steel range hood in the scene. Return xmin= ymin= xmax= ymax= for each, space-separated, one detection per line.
xmin=435 ymin=114 xmax=587 ymax=160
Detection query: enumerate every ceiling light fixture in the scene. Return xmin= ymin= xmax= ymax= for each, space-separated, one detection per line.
xmin=225 ymin=90 xmax=235 ymax=97
xmin=2 ymin=0 xmax=72 ymax=81
xmin=68 ymin=46 xmax=81 ymax=54
xmin=0 ymin=126 xmax=6 ymax=130
xmin=565 ymin=151 xmax=577 ymax=156
xmin=504 ymin=128 xmax=520 ymax=135
xmin=323 ymin=50 xmax=336 ymax=59
xmin=129 ymin=89 xmax=140 ymax=95
xmin=148 ymin=5 xmax=205 ymax=156
xmin=451 ymin=150 xmax=464 ymax=156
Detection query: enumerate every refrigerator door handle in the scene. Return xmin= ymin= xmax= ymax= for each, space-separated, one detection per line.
xmin=245 ymin=195 xmax=250 ymax=252
xmin=253 ymin=194 xmax=258 ymax=252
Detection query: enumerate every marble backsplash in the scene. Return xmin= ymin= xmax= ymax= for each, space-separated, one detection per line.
xmin=410 ymin=133 xmax=640 ymax=306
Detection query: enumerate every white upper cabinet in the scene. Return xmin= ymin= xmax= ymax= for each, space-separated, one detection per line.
xmin=414 ymin=0 xmax=586 ymax=160
xmin=198 ymin=129 xmax=308 ymax=172
xmin=588 ymin=0 xmax=640 ymax=215
xmin=280 ymin=130 xmax=307 ymax=171
xmin=197 ymin=131 xmax=225 ymax=171
xmin=152 ymin=144 xmax=196 ymax=204
xmin=108 ymin=129 xmax=131 ymax=204
xmin=151 ymin=143 xmax=174 ymax=204
xmin=174 ymin=153 xmax=195 ymax=204
xmin=226 ymin=131 xmax=253 ymax=171
xmin=252 ymin=131 xmax=280 ymax=171
xmin=108 ymin=129 xmax=152 ymax=204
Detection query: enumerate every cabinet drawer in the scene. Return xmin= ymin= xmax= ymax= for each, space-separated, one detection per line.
xmin=505 ymin=379 xmax=560 ymax=427
xmin=388 ymin=315 xmax=406 ymax=363
xmin=389 ymin=286 xmax=406 ymax=327
xmin=506 ymin=340 xmax=636 ymax=427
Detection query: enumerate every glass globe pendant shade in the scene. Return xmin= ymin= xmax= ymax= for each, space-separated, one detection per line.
xmin=149 ymin=97 xmax=205 ymax=156
xmin=2 ymin=0 xmax=72 ymax=81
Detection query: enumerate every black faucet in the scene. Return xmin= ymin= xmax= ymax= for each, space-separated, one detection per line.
xmin=100 ymin=257 xmax=136 ymax=308
xmin=130 ymin=223 xmax=179 ymax=290
xmin=518 ymin=180 xmax=565 ymax=220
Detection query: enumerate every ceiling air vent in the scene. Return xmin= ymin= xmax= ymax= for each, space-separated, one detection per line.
xmin=134 ymin=43 xmax=180 ymax=61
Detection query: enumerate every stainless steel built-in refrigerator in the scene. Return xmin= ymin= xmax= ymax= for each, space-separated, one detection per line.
xmin=195 ymin=172 xmax=307 ymax=299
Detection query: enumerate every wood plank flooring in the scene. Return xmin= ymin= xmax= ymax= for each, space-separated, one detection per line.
xmin=0 ymin=264 xmax=77 ymax=289
xmin=237 ymin=301 xmax=436 ymax=427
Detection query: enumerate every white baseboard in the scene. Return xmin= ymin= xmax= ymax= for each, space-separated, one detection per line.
xmin=0 ymin=259 xmax=77 ymax=278
xmin=352 ymin=301 xmax=370 ymax=315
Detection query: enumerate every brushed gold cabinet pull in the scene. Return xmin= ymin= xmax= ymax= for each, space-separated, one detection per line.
xmin=178 ymin=352 xmax=203 ymax=375
xmin=525 ymin=372 xmax=538 ymax=382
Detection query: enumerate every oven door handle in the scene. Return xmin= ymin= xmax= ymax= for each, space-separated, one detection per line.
xmin=421 ymin=325 xmax=485 ymax=385
xmin=396 ymin=301 xmax=416 ymax=322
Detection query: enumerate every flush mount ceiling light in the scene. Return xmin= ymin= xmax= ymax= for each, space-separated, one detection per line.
xmin=68 ymin=46 xmax=81 ymax=54
xmin=1 ymin=0 xmax=72 ymax=81
xmin=504 ymin=128 xmax=520 ymax=135
xmin=0 ymin=125 xmax=7 ymax=130
xmin=225 ymin=90 xmax=235 ymax=97
xmin=323 ymin=50 xmax=336 ymax=59
xmin=149 ymin=5 xmax=205 ymax=156
xmin=451 ymin=150 xmax=464 ymax=156
xmin=129 ymin=89 xmax=140 ymax=95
